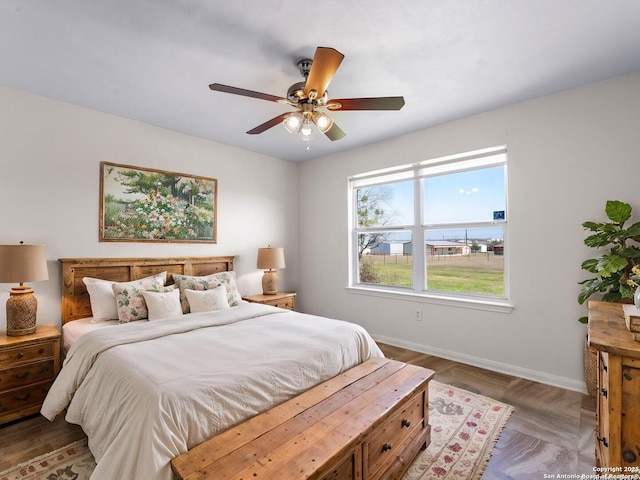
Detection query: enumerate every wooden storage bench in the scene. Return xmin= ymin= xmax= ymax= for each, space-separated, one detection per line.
xmin=171 ymin=357 xmax=435 ymax=480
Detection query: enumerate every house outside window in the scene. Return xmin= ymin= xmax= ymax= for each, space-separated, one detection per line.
xmin=349 ymin=146 xmax=508 ymax=306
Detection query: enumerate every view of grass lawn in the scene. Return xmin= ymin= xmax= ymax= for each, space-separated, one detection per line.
xmin=361 ymin=253 xmax=504 ymax=297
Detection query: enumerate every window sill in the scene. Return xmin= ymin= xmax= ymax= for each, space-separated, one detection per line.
xmin=345 ymin=286 xmax=514 ymax=314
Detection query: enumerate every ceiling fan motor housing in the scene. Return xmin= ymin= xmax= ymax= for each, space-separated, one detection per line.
xmin=287 ymin=81 xmax=306 ymax=102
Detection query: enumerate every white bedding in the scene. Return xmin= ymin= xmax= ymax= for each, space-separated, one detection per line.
xmin=61 ymin=317 xmax=118 ymax=352
xmin=42 ymin=303 xmax=384 ymax=480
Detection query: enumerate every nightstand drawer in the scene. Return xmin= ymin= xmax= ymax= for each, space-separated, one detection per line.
xmin=243 ymin=293 xmax=296 ymax=311
xmin=0 ymin=342 xmax=55 ymax=367
xmin=262 ymin=296 xmax=295 ymax=310
xmin=0 ymin=359 xmax=56 ymax=390
xmin=0 ymin=380 xmax=54 ymax=417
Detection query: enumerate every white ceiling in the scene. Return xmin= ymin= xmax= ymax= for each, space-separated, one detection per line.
xmin=1 ymin=1 xmax=639 ymax=162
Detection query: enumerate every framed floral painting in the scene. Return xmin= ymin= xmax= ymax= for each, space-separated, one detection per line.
xmin=99 ymin=162 xmax=217 ymax=243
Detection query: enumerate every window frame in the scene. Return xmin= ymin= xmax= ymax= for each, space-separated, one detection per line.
xmin=348 ymin=146 xmax=513 ymax=313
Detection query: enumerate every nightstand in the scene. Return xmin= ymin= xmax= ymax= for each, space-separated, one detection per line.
xmin=243 ymin=292 xmax=296 ymax=311
xmin=0 ymin=324 xmax=61 ymax=424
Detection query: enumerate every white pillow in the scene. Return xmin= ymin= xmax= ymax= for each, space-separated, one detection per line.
xmin=83 ymin=277 xmax=119 ymax=322
xmin=83 ymin=272 xmax=167 ymax=322
xmin=141 ymin=288 xmax=183 ymax=321
xmin=173 ymin=271 xmax=242 ymax=313
xmin=185 ymin=286 xmax=230 ymax=313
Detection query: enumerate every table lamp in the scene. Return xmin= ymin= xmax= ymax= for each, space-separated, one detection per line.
xmin=0 ymin=242 xmax=49 ymax=336
xmin=257 ymin=246 xmax=285 ymax=295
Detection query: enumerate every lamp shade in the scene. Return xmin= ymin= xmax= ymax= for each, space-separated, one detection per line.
xmin=0 ymin=244 xmax=49 ymax=284
xmin=257 ymin=247 xmax=285 ymax=270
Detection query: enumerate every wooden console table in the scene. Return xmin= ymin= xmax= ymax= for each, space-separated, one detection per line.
xmin=171 ymin=357 xmax=435 ymax=480
xmin=588 ymin=301 xmax=640 ymax=468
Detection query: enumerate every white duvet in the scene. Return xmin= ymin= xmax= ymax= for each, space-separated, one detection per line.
xmin=41 ymin=303 xmax=384 ymax=480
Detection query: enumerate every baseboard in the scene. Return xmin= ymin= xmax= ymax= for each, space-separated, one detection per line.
xmin=373 ymin=334 xmax=588 ymax=395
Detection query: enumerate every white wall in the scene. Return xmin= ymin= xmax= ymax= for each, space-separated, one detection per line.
xmin=3 ymin=72 xmax=638 ymax=392
xmin=298 ymin=71 xmax=640 ymax=392
xmin=0 ymin=86 xmax=299 ymax=332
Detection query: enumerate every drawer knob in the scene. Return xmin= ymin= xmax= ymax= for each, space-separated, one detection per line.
xmin=623 ymin=450 xmax=637 ymax=463
xmin=382 ymin=443 xmax=392 ymax=452
xmin=17 ymin=352 xmax=25 ymax=359
xmin=401 ymin=418 xmax=411 ymax=428
xmin=12 ymin=371 xmax=30 ymax=380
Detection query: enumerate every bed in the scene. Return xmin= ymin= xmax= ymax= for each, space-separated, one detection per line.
xmin=41 ymin=256 xmax=384 ymax=480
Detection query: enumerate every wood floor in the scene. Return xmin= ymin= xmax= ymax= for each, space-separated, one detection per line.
xmin=0 ymin=343 xmax=596 ymax=479
xmin=380 ymin=343 xmax=596 ymax=479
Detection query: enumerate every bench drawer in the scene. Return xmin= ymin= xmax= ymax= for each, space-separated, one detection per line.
xmin=364 ymin=389 xmax=424 ymax=480
xmin=319 ymin=448 xmax=360 ymax=480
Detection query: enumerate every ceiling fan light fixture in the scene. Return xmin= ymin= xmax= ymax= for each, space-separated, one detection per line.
xmin=283 ymin=112 xmax=303 ymax=133
xmin=313 ymin=111 xmax=334 ymax=133
xmin=300 ymin=118 xmax=313 ymax=139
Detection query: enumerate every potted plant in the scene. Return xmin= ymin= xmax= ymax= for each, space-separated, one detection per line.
xmin=578 ymin=200 xmax=640 ymax=397
xmin=578 ymin=200 xmax=640 ymax=319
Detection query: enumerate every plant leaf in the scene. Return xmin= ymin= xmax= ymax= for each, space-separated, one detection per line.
xmin=623 ymin=221 xmax=640 ymax=238
xmin=620 ymin=283 xmax=635 ymax=298
xmin=582 ymin=221 xmax=603 ymax=231
xmin=578 ymin=279 xmax=601 ymax=304
xmin=584 ymin=232 xmax=615 ymax=248
xmin=578 ymin=316 xmax=589 ymax=324
xmin=601 ymin=223 xmax=620 ymax=235
xmin=605 ymin=200 xmax=632 ymax=224
xmin=580 ymin=258 xmax=600 ymax=273
xmin=595 ymin=254 xmax=628 ymax=277
xmin=602 ymin=290 xmax=623 ymax=302
xmin=617 ymin=246 xmax=640 ymax=259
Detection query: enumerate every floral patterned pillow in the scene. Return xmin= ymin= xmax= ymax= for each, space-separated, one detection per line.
xmin=83 ymin=271 xmax=167 ymax=322
xmin=112 ymin=282 xmax=175 ymax=323
xmin=173 ymin=271 xmax=242 ymax=313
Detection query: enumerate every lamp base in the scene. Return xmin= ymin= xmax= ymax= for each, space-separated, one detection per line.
xmin=261 ymin=270 xmax=279 ymax=295
xmin=6 ymin=286 xmax=38 ymax=336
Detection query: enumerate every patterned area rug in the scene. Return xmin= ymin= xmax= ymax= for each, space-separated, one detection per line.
xmin=404 ymin=381 xmax=514 ymax=480
xmin=0 ymin=381 xmax=512 ymax=480
xmin=0 ymin=439 xmax=95 ymax=480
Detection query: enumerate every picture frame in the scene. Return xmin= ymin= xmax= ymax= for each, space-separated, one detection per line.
xmin=99 ymin=162 xmax=217 ymax=243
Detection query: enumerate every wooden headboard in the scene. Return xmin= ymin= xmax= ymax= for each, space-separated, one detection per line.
xmin=58 ymin=256 xmax=235 ymax=324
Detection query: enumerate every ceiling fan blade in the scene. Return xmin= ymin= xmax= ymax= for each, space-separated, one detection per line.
xmin=246 ymin=112 xmax=290 ymax=135
xmin=327 ymin=96 xmax=405 ymax=111
xmin=304 ymin=47 xmax=344 ymax=98
xmin=209 ymin=83 xmax=286 ymax=103
xmin=324 ymin=122 xmax=346 ymax=141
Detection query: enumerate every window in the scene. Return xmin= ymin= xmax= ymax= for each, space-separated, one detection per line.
xmin=350 ymin=146 xmax=508 ymax=303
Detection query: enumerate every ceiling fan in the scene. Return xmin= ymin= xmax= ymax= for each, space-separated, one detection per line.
xmin=209 ymin=47 xmax=405 ymax=144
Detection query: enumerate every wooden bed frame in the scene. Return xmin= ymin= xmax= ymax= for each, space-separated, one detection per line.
xmin=58 ymin=256 xmax=234 ymax=324
xmin=56 ymin=255 xmax=434 ymax=480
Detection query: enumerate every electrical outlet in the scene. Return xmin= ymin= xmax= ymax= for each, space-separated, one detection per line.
xmin=414 ymin=309 xmax=422 ymax=321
